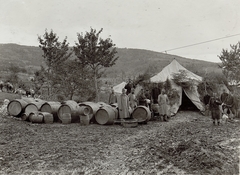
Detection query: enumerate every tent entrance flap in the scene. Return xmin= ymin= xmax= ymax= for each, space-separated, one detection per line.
xmin=179 ymin=89 xmax=198 ymax=111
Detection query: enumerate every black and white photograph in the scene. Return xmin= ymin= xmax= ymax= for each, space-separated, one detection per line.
xmin=0 ymin=0 xmax=239 ymax=174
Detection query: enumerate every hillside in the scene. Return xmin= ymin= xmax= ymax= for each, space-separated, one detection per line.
xmin=0 ymin=44 xmax=43 ymax=71
xmin=0 ymin=44 xmax=221 ymax=83
xmin=108 ymin=48 xmax=221 ymax=79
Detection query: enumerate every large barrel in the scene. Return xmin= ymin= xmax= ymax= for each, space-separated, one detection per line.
xmin=21 ymin=97 xmax=41 ymax=103
xmin=39 ymin=112 xmax=54 ymax=124
xmin=79 ymin=102 xmax=102 ymax=122
xmin=40 ymin=101 xmax=61 ymax=122
xmin=78 ymin=105 xmax=91 ymax=116
xmin=7 ymin=99 xmax=29 ymax=117
xmin=25 ymin=100 xmax=46 ymax=115
xmin=95 ymin=106 xmax=118 ymax=125
xmin=237 ymin=109 xmax=240 ymax=118
xmin=57 ymin=100 xmax=80 ymax=123
xmin=110 ymin=103 xmax=118 ymax=108
xmin=132 ymin=106 xmax=151 ymax=123
xmin=29 ymin=112 xmax=43 ymax=123
xmin=21 ymin=113 xmax=30 ymax=121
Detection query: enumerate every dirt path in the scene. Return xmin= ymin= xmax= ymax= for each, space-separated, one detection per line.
xmin=90 ymin=112 xmax=196 ymax=174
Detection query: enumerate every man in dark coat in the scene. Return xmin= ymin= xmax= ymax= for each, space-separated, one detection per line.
xmin=138 ymin=89 xmax=147 ymax=106
xmin=203 ymin=93 xmax=211 ymax=116
xmin=151 ymin=84 xmax=160 ymax=104
xmin=124 ymin=79 xmax=133 ymax=95
xmin=209 ymin=92 xmax=222 ymax=125
xmin=0 ymin=81 xmax=3 ymax=92
xmin=203 ymin=93 xmax=211 ymax=105
xmin=108 ymin=88 xmax=117 ymax=105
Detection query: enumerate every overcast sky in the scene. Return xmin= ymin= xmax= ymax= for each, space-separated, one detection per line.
xmin=1 ymin=0 xmax=240 ymax=63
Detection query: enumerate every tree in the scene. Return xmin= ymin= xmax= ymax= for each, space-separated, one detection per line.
xmin=172 ymin=70 xmax=193 ymax=88
xmin=32 ymin=66 xmax=47 ymax=95
xmin=53 ymin=59 xmax=95 ymax=100
xmin=73 ymin=28 xmax=118 ymax=101
xmin=38 ymin=29 xmax=72 ymax=95
xmin=218 ymin=41 xmax=240 ymax=83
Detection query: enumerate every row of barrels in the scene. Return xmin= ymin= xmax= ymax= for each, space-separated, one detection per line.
xmin=7 ymin=97 xmax=151 ymax=125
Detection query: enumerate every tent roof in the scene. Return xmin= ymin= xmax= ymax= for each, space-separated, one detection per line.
xmin=150 ymin=59 xmax=202 ymax=83
xmin=113 ymin=82 xmax=127 ymax=94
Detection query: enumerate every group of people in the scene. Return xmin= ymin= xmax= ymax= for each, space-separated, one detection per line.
xmin=205 ymin=89 xmax=235 ymax=125
xmin=108 ymin=87 xmax=133 ymax=119
xmin=108 ymin=85 xmax=170 ymax=121
xmin=0 ymin=81 xmax=14 ymax=93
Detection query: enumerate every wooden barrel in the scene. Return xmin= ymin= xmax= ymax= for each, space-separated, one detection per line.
xmin=21 ymin=97 xmax=43 ymax=103
xmin=98 ymin=102 xmax=109 ymax=107
xmin=132 ymin=106 xmax=151 ymax=123
xmin=110 ymin=103 xmax=119 ymax=119
xmin=80 ymin=115 xmax=90 ymax=125
xmin=29 ymin=112 xmax=43 ymax=123
xmin=58 ymin=100 xmax=80 ymax=123
xmin=21 ymin=113 xmax=30 ymax=121
xmin=78 ymin=105 xmax=91 ymax=116
xmin=61 ymin=113 xmax=71 ymax=124
xmin=121 ymin=119 xmax=138 ymax=128
xmin=40 ymin=101 xmax=61 ymax=122
xmin=25 ymin=100 xmax=46 ymax=115
xmin=38 ymin=112 xmax=54 ymax=124
xmin=7 ymin=99 xmax=29 ymax=117
xmin=151 ymin=103 xmax=159 ymax=114
xmin=79 ymin=102 xmax=102 ymax=121
xmin=95 ymin=106 xmax=118 ymax=125
xmin=237 ymin=109 xmax=240 ymax=118
xmin=110 ymin=103 xmax=118 ymax=108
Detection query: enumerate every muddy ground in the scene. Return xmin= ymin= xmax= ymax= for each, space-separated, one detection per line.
xmin=0 ymin=111 xmax=239 ymax=175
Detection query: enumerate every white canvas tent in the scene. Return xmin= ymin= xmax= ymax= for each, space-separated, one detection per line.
xmin=113 ymin=82 xmax=127 ymax=94
xmin=150 ymin=59 xmax=204 ymax=115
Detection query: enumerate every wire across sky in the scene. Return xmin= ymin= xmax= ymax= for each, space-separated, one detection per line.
xmin=162 ymin=33 xmax=240 ymax=53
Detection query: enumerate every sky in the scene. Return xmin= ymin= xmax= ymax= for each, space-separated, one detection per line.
xmin=1 ymin=0 xmax=240 ymax=63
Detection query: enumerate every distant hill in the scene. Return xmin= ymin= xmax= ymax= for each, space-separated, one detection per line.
xmin=0 ymin=44 xmax=222 ymax=84
xmin=0 ymin=44 xmax=43 ymax=74
xmin=108 ymin=48 xmax=221 ymax=79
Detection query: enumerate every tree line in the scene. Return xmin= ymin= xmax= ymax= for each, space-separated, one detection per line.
xmin=34 ymin=28 xmax=118 ymax=101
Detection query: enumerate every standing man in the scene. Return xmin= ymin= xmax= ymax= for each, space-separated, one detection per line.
xmin=158 ymin=89 xmax=169 ymax=122
xmin=108 ymin=87 xmax=117 ymax=105
xmin=138 ymin=89 xmax=147 ymax=106
xmin=151 ymin=83 xmax=160 ymax=104
xmin=124 ymin=79 xmax=133 ymax=95
xmin=220 ymin=89 xmax=228 ymax=103
xmin=203 ymin=92 xmax=211 ymax=116
xmin=0 ymin=80 xmax=3 ymax=92
xmin=118 ymin=88 xmax=130 ymax=119
xmin=209 ymin=92 xmax=222 ymax=125
xmin=128 ymin=88 xmax=137 ymax=110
